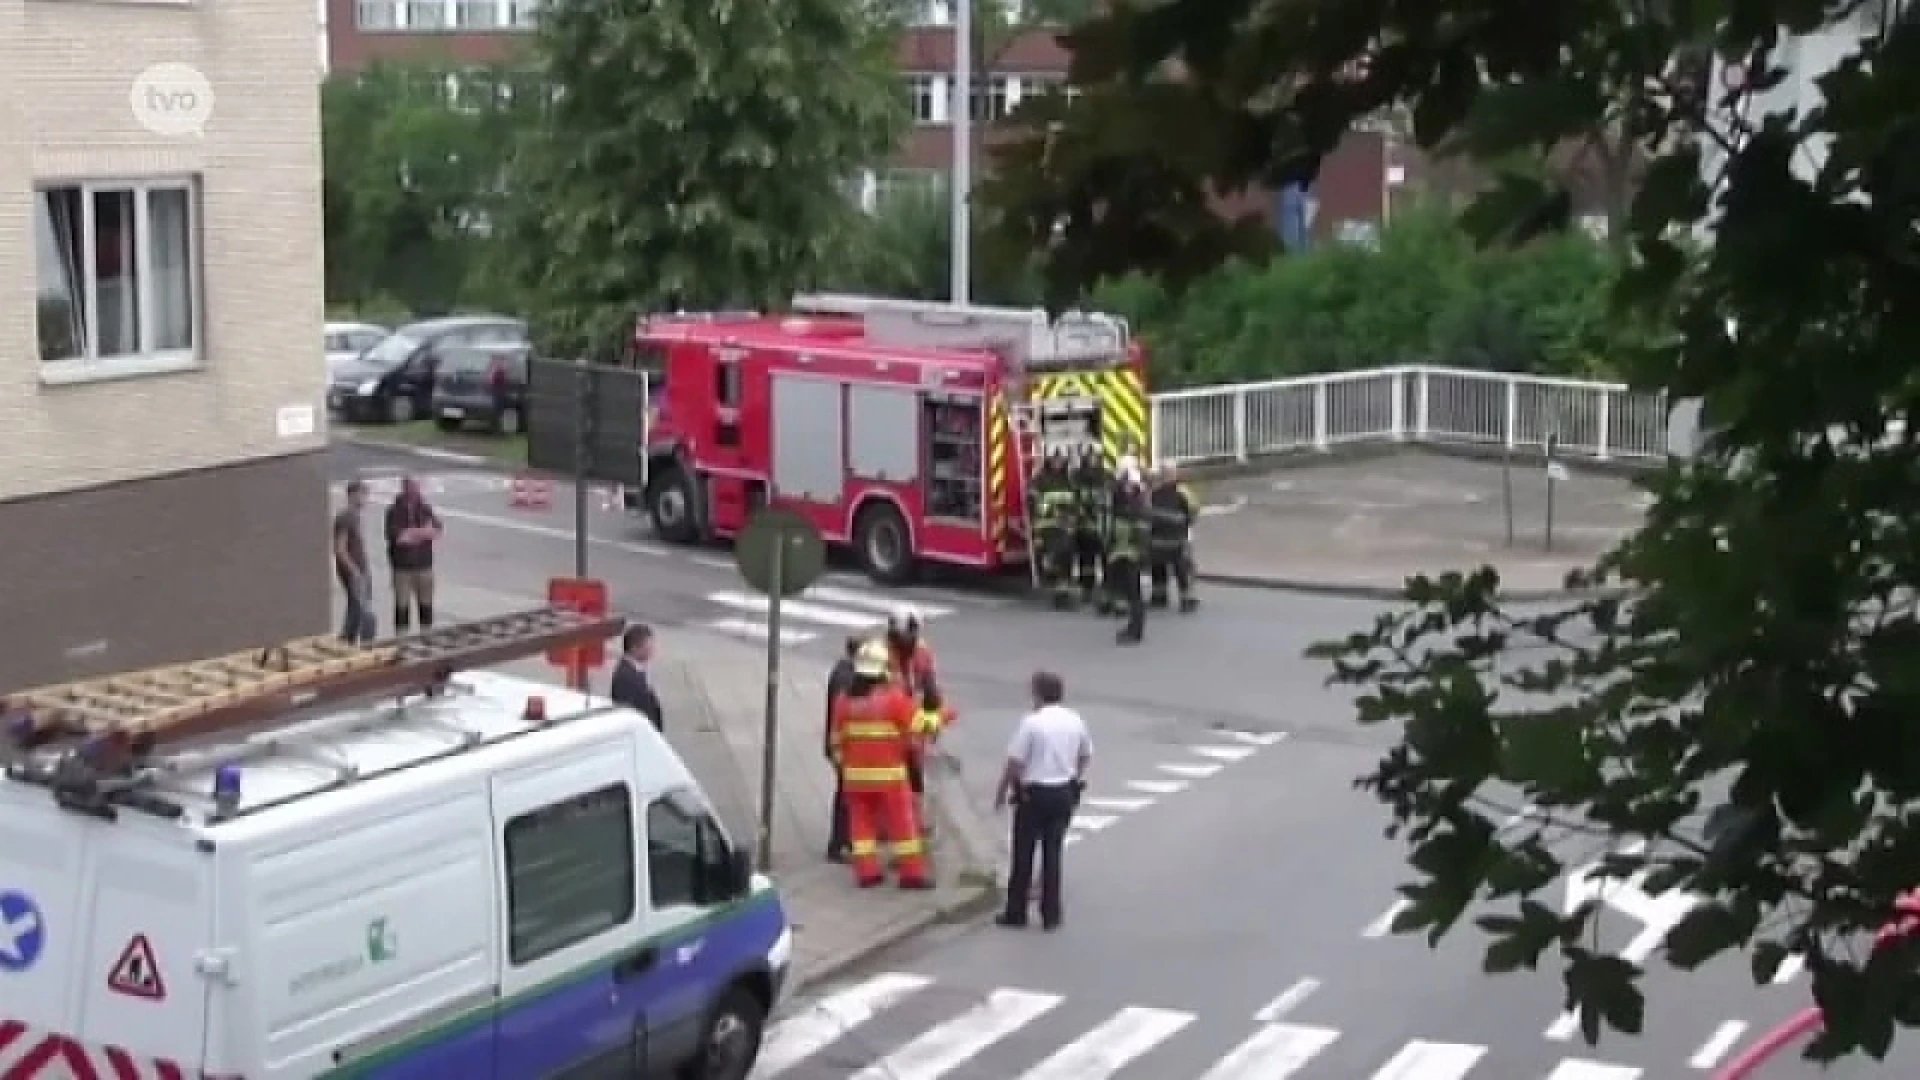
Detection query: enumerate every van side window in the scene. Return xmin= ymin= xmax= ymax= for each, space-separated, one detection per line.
xmin=646 ymin=791 xmax=735 ymax=908
xmin=504 ymin=783 xmax=637 ymax=964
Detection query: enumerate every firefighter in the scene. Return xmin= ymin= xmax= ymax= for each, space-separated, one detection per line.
xmin=1069 ymin=443 xmax=1110 ymax=607
xmin=1096 ymin=453 xmax=1142 ymax=617
xmin=1147 ymin=463 xmax=1200 ymax=613
xmin=1106 ymin=464 xmax=1151 ymax=645
xmin=828 ymin=640 xmax=933 ymax=889
xmin=1029 ymin=449 xmax=1079 ymax=609
xmin=884 ymin=605 xmax=938 ymax=699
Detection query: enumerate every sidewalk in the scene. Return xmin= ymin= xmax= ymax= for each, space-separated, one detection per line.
xmin=335 ymin=578 xmax=1001 ymax=991
xmin=1189 ymin=448 xmax=1644 ymax=600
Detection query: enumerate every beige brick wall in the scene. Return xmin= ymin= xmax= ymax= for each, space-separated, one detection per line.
xmin=0 ymin=0 xmax=326 ymax=502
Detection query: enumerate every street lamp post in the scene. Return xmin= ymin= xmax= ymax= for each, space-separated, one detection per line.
xmin=950 ymin=0 xmax=972 ymax=304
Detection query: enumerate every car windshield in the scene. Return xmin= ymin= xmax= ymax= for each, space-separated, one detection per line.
xmin=360 ymin=331 xmax=422 ymax=370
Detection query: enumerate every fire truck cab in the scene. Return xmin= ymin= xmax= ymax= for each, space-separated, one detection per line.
xmin=632 ymin=292 xmax=1149 ymax=585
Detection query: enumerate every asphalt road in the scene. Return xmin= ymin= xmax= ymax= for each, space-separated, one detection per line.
xmin=329 ymin=441 xmax=1912 ymax=1078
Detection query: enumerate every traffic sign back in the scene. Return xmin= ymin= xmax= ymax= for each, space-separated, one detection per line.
xmin=107 ymin=934 xmax=166 ymax=1001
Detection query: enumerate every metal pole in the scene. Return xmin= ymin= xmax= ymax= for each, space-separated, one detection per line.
xmin=950 ymin=0 xmax=973 ymax=304
xmin=1501 ymin=446 xmax=1515 ymax=548
xmin=573 ymin=359 xmax=591 ymax=577
xmin=756 ymin=537 xmax=785 ymax=871
xmin=1543 ymin=433 xmax=1559 ymax=553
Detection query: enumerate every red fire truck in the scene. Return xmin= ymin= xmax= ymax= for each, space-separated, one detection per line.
xmin=628 ymin=292 xmax=1150 ymax=584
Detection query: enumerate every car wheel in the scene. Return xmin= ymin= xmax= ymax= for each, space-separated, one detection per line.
xmin=496 ymin=407 xmax=522 ymax=436
xmin=854 ymin=500 xmax=916 ymax=586
xmin=385 ymin=395 xmax=415 ymax=424
xmin=649 ymin=466 xmax=699 ymax=544
xmin=676 ymin=986 xmax=764 ymax=1080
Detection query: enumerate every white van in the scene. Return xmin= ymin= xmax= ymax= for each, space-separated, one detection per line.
xmin=0 ymin=669 xmax=791 ymax=1079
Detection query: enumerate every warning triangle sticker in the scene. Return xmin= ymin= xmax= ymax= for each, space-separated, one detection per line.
xmin=107 ymin=934 xmax=166 ymax=1001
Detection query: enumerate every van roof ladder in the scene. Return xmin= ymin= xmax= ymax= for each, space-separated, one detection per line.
xmin=0 ymin=607 xmax=623 ymax=820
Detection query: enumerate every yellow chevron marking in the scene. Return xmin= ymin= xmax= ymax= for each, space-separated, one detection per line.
xmin=1032 ymin=369 xmax=1151 ymax=465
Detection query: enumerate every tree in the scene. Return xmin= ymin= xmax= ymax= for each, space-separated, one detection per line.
xmin=492 ymin=0 xmax=903 ymax=359
xmin=993 ymin=0 xmax=1920 ymax=1063
xmin=322 ymin=59 xmax=531 ymax=315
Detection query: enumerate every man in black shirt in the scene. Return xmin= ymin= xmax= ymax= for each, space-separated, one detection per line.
xmin=333 ymin=480 xmax=375 ymax=644
xmin=610 ymin=624 xmax=664 ymax=730
xmin=384 ymin=476 xmax=443 ymax=634
xmin=825 ymin=636 xmax=861 ymax=861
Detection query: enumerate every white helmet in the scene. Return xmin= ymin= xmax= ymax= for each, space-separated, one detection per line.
xmin=1116 ymin=454 xmax=1143 ymax=485
xmin=888 ymin=605 xmax=921 ymax=633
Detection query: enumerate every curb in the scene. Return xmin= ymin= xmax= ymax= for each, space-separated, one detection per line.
xmin=333 ymin=432 xmax=494 ymax=468
xmin=1193 ymin=569 xmax=1627 ymax=604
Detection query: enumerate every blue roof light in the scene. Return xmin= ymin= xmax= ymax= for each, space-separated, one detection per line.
xmin=212 ymin=764 xmax=243 ymax=811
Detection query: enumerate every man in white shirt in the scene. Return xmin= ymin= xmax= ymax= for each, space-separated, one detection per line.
xmin=994 ymin=670 xmax=1092 ymax=931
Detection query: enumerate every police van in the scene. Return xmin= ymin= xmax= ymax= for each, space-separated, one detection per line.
xmin=0 ymin=608 xmax=791 ymax=1079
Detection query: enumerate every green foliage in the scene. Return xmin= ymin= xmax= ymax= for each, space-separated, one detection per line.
xmin=490 ymin=0 xmax=903 ymax=359
xmin=826 ymin=186 xmax=1049 ymax=305
xmin=1090 ymin=209 xmax=1633 ymax=387
xmin=322 ymin=60 xmax=534 ymax=316
xmin=1008 ymin=0 xmax=1920 ymax=1061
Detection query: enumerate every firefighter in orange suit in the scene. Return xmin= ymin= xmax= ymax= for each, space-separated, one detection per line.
xmin=829 ymin=640 xmax=933 ymax=889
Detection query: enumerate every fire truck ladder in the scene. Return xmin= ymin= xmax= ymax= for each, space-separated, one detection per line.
xmin=1 ymin=607 xmax=623 ymax=819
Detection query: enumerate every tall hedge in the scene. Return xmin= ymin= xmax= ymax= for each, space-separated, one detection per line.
xmin=1092 ymin=209 xmax=1633 ymax=389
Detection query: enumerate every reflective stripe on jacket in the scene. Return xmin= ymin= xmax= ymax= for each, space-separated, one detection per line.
xmin=829 ymin=686 xmax=917 ymax=791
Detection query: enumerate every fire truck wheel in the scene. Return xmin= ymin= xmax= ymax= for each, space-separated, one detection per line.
xmin=854 ymin=500 xmax=916 ymax=585
xmin=649 ymin=465 xmax=699 ymax=544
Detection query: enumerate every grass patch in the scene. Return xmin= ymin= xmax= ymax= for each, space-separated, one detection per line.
xmin=337 ymin=420 xmax=527 ymax=467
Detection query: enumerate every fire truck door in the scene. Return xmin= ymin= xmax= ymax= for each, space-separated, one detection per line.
xmin=704 ymin=346 xmax=757 ymax=533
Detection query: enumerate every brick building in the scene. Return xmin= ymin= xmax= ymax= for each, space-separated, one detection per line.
xmin=2 ymin=0 xmax=329 ymax=689
xmin=321 ymin=0 xmax=1449 ymax=243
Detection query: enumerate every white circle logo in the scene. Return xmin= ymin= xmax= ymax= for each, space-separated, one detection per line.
xmin=130 ymin=63 xmax=215 ymax=137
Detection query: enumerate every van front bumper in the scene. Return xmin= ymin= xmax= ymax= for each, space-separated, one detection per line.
xmin=767 ymin=925 xmax=793 ymax=1002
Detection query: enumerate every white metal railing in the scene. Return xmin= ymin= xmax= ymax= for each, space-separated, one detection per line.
xmin=1150 ymin=365 xmax=1668 ymax=467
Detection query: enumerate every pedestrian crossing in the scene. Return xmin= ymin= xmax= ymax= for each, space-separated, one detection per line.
xmin=1065 ymin=730 xmax=1285 ymax=846
xmin=702 ymin=582 xmax=957 ymax=647
xmin=753 ymin=972 xmax=1653 ymax=1078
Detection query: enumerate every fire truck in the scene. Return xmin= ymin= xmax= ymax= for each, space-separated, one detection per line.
xmin=629 ymin=292 xmax=1150 ymax=585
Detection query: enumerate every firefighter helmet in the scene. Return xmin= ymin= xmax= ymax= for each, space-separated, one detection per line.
xmin=852 ymin=638 xmax=891 ymax=677
xmin=887 ymin=605 xmax=921 ymax=634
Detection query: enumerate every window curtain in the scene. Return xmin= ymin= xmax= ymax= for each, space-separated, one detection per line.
xmin=149 ymin=187 xmax=195 ymax=352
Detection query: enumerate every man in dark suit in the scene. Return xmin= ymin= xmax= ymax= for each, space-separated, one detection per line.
xmin=610 ymin=624 xmax=663 ymax=731
xmin=825 ymin=636 xmax=861 ymax=862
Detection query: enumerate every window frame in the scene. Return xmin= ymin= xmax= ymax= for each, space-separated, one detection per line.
xmin=502 ymin=781 xmax=639 ymax=967
xmin=35 ymin=177 xmax=202 ymax=387
xmin=906 ymin=74 xmax=940 ymax=126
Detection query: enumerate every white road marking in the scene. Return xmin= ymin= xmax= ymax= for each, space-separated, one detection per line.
xmin=1218 ymin=730 xmax=1287 ymax=746
xmin=706 ymin=618 xmax=816 ymax=646
xmin=1079 ymin=796 xmax=1153 ymax=812
xmin=1015 ymin=1006 xmax=1191 ymax=1079
xmin=849 ymin=988 xmax=1061 ymax=1080
xmin=1689 ymin=1020 xmax=1747 ymax=1069
xmin=708 ymin=591 xmax=886 ymax=629
xmin=689 ymin=554 xmax=736 ymax=570
xmin=1253 ymin=977 xmax=1321 ymax=1023
xmin=805 ymin=585 xmax=951 ymax=618
xmin=1544 ymin=1061 xmax=1640 ymax=1079
xmin=1068 ymin=813 xmax=1118 ymax=832
xmin=434 ymin=506 xmax=669 ymax=556
xmin=1127 ymin=779 xmax=1187 ymax=795
xmin=405 ymin=446 xmax=488 ymax=465
xmin=756 ymin=973 xmax=933 ymax=1077
xmin=1189 ymin=744 xmax=1256 ymax=763
xmin=1771 ymin=953 xmax=1805 ymax=984
xmin=1196 ymin=1022 xmax=1340 ymax=1079
xmin=1197 ymin=496 xmax=1249 ymax=517
xmin=1366 ymin=1039 xmax=1486 ymax=1079
xmin=1158 ymin=762 xmax=1223 ymax=779
xmin=1361 ymin=899 xmax=1411 ymax=939
xmin=1545 ymin=1010 xmax=1582 ymax=1041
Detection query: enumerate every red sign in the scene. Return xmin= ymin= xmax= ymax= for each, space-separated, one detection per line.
xmin=547 ymin=577 xmax=610 ymax=671
xmin=106 ymin=934 xmax=166 ymax=1001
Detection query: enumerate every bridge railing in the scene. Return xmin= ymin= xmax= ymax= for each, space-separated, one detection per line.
xmin=1149 ymin=366 xmax=1669 ymax=467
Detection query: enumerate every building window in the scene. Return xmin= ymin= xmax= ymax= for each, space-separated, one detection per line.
xmin=971 ymin=76 xmax=1012 ymax=121
xmin=503 ymin=783 xmax=636 ymax=965
xmin=35 ymin=180 xmax=199 ymax=371
xmin=907 ymin=74 xmax=941 ymax=125
xmin=404 ymin=0 xmax=449 ymax=29
xmin=911 ymin=0 xmax=951 ymax=25
xmin=454 ymin=0 xmax=497 ymax=27
xmin=506 ymin=0 xmax=539 ymax=28
xmin=355 ymin=0 xmax=401 ymax=28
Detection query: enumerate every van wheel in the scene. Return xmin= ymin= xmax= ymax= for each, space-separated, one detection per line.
xmin=678 ymin=987 xmax=764 ymax=1080
xmin=855 ymin=500 xmax=915 ymax=586
xmin=650 ymin=465 xmax=699 ymax=544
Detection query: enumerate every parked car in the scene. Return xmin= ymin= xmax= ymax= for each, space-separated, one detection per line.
xmin=432 ymin=343 xmax=532 ymax=435
xmin=327 ymin=315 xmax=527 ymax=424
xmin=325 ymin=321 xmax=388 ymax=368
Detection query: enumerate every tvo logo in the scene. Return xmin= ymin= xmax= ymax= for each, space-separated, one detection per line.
xmin=130 ymin=63 xmax=215 ymax=137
